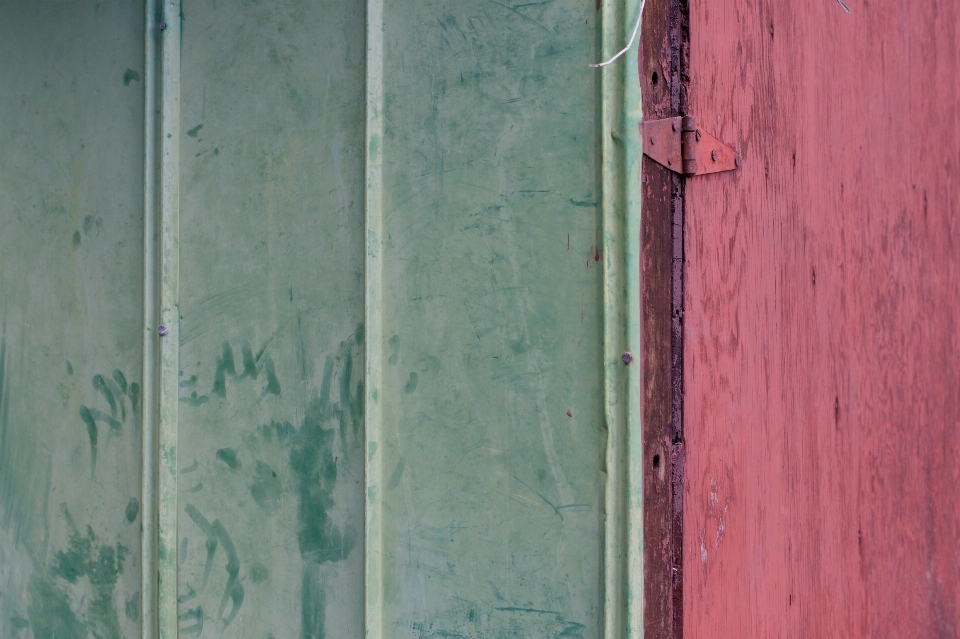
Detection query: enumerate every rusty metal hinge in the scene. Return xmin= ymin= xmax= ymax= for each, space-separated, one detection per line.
xmin=641 ymin=116 xmax=741 ymax=176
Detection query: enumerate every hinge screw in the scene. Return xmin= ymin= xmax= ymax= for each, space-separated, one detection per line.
xmin=696 ymin=129 xmax=702 ymax=141
xmin=649 ymin=136 xmax=655 ymax=146
xmin=711 ymin=149 xmax=719 ymax=162
xmin=158 ymin=324 xmax=168 ymax=336
xmin=735 ymin=154 xmax=742 ymax=168
xmin=671 ymin=121 xmax=678 ymax=132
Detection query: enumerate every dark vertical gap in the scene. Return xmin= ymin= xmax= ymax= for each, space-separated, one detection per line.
xmin=670 ymin=1 xmax=689 ymax=637
xmin=640 ymin=0 xmax=687 ymax=636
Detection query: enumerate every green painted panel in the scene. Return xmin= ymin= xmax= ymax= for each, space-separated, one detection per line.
xmin=176 ymin=1 xmax=367 ymax=638
xmin=1 ymin=1 xmax=637 ymax=636
xmin=0 ymin=1 xmax=145 ymax=638
xmin=373 ymin=2 xmax=606 ymax=637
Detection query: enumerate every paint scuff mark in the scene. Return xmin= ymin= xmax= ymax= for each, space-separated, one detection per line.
xmin=419 ymin=605 xmax=586 ymax=639
xmin=215 ymin=447 xmax=241 ymax=470
xmin=24 ymin=507 xmax=130 ymax=639
xmin=79 ymin=369 xmax=138 ymax=477
xmin=125 ymin=498 xmax=139 ymax=523
xmin=208 ymin=339 xmax=280 ymax=399
xmin=404 ymin=371 xmax=419 ymax=394
xmin=183 ymin=504 xmax=244 ymax=627
xmin=387 ymin=456 xmax=406 ymax=490
xmin=290 ymin=326 xmax=363 ymax=639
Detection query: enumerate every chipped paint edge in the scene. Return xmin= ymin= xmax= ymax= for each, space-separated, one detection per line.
xmin=157 ymin=2 xmax=181 ymax=638
xmin=600 ymin=0 xmax=644 ymax=638
xmin=364 ymin=0 xmax=386 ymax=636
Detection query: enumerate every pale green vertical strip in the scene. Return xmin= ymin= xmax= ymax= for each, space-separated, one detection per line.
xmin=157 ymin=2 xmax=181 ymax=638
xmin=600 ymin=1 xmax=643 ymax=638
xmin=624 ymin=2 xmax=644 ymax=635
xmin=364 ymin=0 xmax=385 ymax=637
xmin=141 ymin=1 xmax=159 ymax=638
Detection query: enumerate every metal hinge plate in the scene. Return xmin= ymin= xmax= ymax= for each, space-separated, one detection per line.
xmin=641 ymin=116 xmax=741 ymax=176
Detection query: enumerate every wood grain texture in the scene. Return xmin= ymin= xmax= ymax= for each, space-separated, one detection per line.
xmin=640 ymin=0 xmax=687 ymax=637
xmin=683 ymin=1 xmax=960 ymax=636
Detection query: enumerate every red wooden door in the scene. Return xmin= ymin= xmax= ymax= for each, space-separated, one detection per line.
xmin=641 ymin=1 xmax=960 ymax=637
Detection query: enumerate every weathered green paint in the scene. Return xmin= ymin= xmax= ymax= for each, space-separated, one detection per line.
xmin=0 ymin=1 xmax=145 ymax=638
xmin=623 ymin=2 xmax=644 ymax=634
xmin=175 ymin=0 xmax=366 ymax=637
xmin=365 ymin=0 xmax=639 ymax=637
xmin=156 ymin=2 xmax=181 ymax=638
xmin=365 ymin=2 xmax=388 ymax=637
xmin=140 ymin=3 xmax=160 ymax=638
xmin=2 ymin=1 xmax=641 ymax=637
xmin=599 ymin=2 xmax=643 ymax=638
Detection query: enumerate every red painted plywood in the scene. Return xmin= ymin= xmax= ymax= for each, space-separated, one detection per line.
xmin=682 ymin=1 xmax=960 ymax=636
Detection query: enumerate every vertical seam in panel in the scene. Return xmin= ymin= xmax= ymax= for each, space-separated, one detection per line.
xmin=600 ymin=1 xmax=643 ymax=638
xmin=669 ymin=1 xmax=688 ymax=634
xmin=639 ymin=0 xmax=683 ymax=633
xmin=364 ymin=0 xmax=385 ymax=636
xmin=141 ymin=0 xmax=160 ymax=637
xmin=157 ymin=2 xmax=181 ymax=638
xmin=624 ymin=1 xmax=644 ymax=636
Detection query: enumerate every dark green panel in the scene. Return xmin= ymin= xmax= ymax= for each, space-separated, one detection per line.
xmin=377 ymin=2 xmax=604 ymax=637
xmin=177 ymin=1 xmax=366 ymax=637
xmin=0 ymin=1 xmax=145 ymax=638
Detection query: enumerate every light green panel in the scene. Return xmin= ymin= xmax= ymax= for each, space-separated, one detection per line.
xmin=176 ymin=1 xmax=366 ymax=638
xmin=1 ymin=1 xmax=638 ymax=637
xmin=374 ymin=2 xmax=605 ymax=637
xmin=0 ymin=1 xmax=145 ymax=638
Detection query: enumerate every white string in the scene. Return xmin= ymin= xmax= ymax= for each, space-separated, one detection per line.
xmin=590 ymin=0 xmax=843 ymax=69
xmin=589 ymin=1 xmax=644 ymax=68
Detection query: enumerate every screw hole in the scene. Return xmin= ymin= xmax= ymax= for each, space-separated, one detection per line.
xmin=651 ymin=71 xmax=659 ymax=85
xmin=652 ymin=454 xmax=660 ymax=469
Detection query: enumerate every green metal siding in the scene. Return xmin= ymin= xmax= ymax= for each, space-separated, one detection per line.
xmin=373 ymin=1 xmax=606 ymax=637
xmin=175 ymin=1 xmax=367 ymax=637
xmin=0 ymin=2 xmax=146 ymax=638
xmin=0 ymin=0 xmax=641 ymax=637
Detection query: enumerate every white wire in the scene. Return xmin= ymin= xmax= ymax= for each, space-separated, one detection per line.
xmin=589 ymin=0 xmax=644 ymax=68
xmin=590 ymin=0 xmax=845 ymax=70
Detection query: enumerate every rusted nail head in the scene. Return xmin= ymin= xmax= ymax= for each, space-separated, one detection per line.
xmin=622 ymin=351 xmax=634 ymax=365
xmin=158 ymin=324 xmax=168 ymax=336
